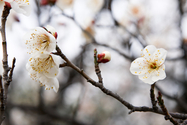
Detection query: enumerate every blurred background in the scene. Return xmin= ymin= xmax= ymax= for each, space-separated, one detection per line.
xmin=0 ymin=0 xmax=187 ymax=124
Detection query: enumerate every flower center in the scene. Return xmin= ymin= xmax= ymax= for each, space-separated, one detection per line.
xmin=30 ymin=55 xmax=55 ymax=74
xmin=150 ymin=62 xmax=157 ymax=69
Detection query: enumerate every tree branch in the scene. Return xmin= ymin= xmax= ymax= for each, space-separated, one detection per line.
xmin=157 ymin=91 xmax=179 ymax=125
xmin=0 ymin=5 xmax=10 ymax=124
xmin=55 ymin=45 xmax=187 ymax=120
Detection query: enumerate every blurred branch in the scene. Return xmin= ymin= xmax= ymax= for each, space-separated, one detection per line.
xmin=60 ymin=12 xmax=134 ymax=61
xmin=54 ymin=45 xmax=187 ymax=120
xmin=9 ymin=104 xmax=92 ymax=125
xmin=155 ymin=84 xmax=187 ymax=112
xmin=157 ymin=91 xmax=179 ymax=125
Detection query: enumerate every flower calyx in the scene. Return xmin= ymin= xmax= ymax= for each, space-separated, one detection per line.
xmin=43 ymin=25 xmax=58 ymax=39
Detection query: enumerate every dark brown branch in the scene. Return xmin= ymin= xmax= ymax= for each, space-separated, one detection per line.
xmin=157 ymin=91 xmax=179 ymax=125
xmin=55 ymin=45 xmax=187 ymax=120
xmin=0 ymin=5 xmax=10 ymax=124
xmin=7 ymin=57 xmax=16 ymax=85
xmin=94 ymin=49 xmax=103 ymax=84
xmin=150 ymin=83 xmax=158 ymax=111
xmin=59 ymin=62 xmax=68 ymax=67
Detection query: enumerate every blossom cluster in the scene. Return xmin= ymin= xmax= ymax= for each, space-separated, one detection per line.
xmin=1 ymin=0 xmax=30 ymax=16
xmin=24 ymin=25 xmax=59 ymax=92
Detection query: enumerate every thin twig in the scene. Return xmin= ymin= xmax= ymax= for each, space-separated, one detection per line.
xmin=150 ymin=83 xmax=158 ymax=111
xmin=7 ymin=57 xmax=16 ymax=84
xmin=157 ymin=91 xmax=179 ymax=125
xmin=94 ymin=49 xmax=103 ymax=84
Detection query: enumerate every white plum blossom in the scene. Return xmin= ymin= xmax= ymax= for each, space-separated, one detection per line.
xmin=112 ymin=0 xmax=147 ymax=28
xmin=24 ymin=26 xmax=56 ymax=56
xmin=130 ymin=45 xmax=167 ymax=84
xmin=56 ymin=0 xmax=74 ymax=10
xmin=10 ymin=0 xmax=30 ymax=16
xmin=26 ymin=54 xmax=59 ymax=92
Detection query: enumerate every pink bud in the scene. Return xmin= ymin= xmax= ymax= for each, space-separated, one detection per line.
xmin=54 ymin=32 xmax=58 ymax=39
xmin=40 ymin=0 xmax=57 ymax=6
xmin=5 ymin=2 xmax=11 ymax=9
xmin=97 ymin=51 xmax=111 ymax=63
xmin=44 ymin=25 xmax=58 ymax=39
xmin=40 ymin=0 xmax=48 ymax=5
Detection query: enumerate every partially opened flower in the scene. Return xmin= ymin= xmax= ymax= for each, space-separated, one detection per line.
xmin=9 ymin=0 xmax=31 ymax=16
xmin=26 ymin=54 xmax=59 ymax=92
xmin=130 ymin=45 xmax=167 ymax=84
xmin=24 ymin=26 xmax=56 ymax=55
xmin=97 ymin=51 xmax=111 ymax=63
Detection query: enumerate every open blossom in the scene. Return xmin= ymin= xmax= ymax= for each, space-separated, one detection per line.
xmin=24 ymin=26 xmax=56 ymax=56
xmin=26 ymin=54 xmax=59 ymax=92
xmin=130 ymin=45 xmax=167 ymax=84
xmin=97 ymin=51 xmax=111 ymax=63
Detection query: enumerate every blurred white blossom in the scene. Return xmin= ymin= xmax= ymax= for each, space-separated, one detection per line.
xmin=74 ymin=0 xmax=103 ymax=29
xmin=112 ymin=0 xmax=146 ymax=27
xmin=56 ymin=0 xmax=74 ymax=10
xmin=130 ymin=45 xmax=167 ymax=84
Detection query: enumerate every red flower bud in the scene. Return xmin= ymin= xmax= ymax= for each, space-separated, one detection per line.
xmin=5 ymin=2 xmax=11 ymax=9
xmin=40 ymin=0 xmax=57 ymax=6
xmin=97 ymin=51 xmax=111 ymax=63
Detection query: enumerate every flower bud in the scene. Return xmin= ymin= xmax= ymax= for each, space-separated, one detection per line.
xmin=5 ymin=2 xmax=11 ymax=9
xmin=44 ymin=25 xmax=58 ymax=39
xmin=97 ymin=51 xmax=111 ymax=63
xmin=40 ymin=0 xmax=56 ymax=6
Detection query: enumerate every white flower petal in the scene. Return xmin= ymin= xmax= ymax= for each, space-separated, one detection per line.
xmin=130 ymin=57 xmax=148 ymax=75
xmin=140 ymin=76 xmax=154 ymax=84
xmin=10 ymin=0 xmax=30 ymax=16
xmin=138 ymin=71 xmax=154 ymax=84
xmin=43 ymin=55 xmax=59 ymax=78
xmin=44 ymin=65 xmax=59 ymax=78
xmin=151 ymin=65 xmax=166 ymax=81
xmin=142 ymin=45 xmax=157 ymax=58
xmin=153 ymin=48 xmax=167 ymax=66
xmin=39 ymin=76 xmax=59 ymax=93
